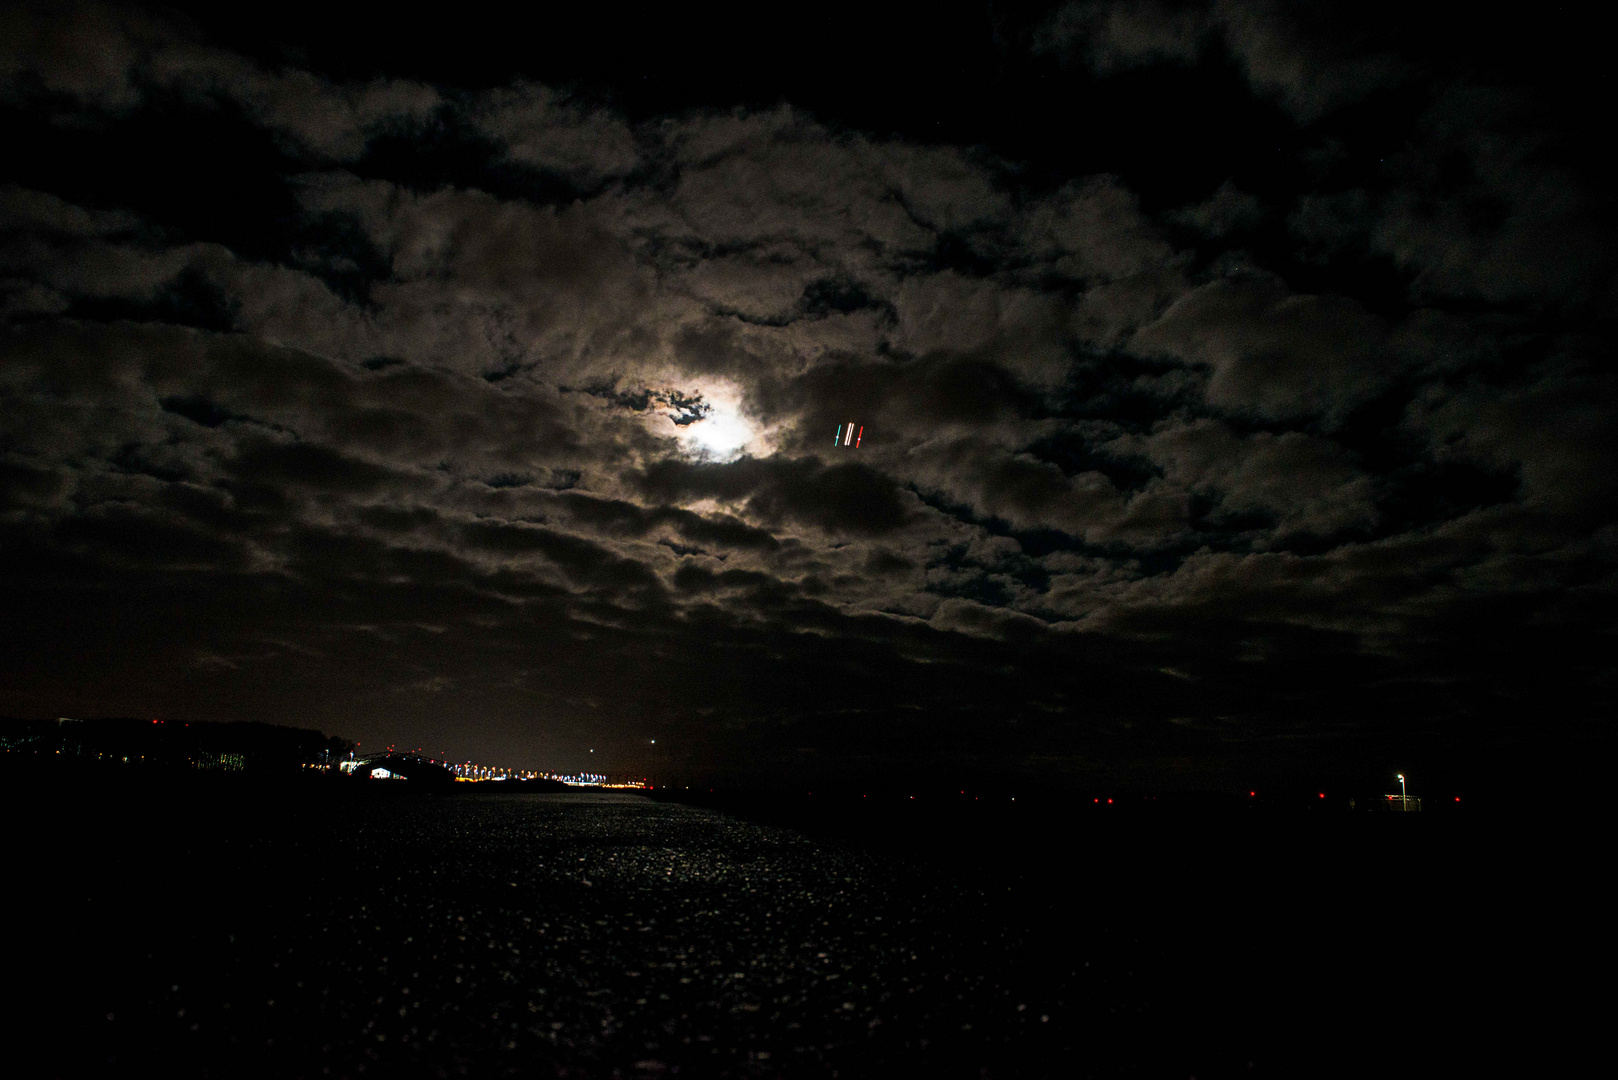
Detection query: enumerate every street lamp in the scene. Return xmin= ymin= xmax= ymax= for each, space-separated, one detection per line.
xmin=1397 ymin=773 xmax=1407 ymax=808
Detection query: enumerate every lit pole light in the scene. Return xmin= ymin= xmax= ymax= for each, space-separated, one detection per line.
xmin=1397 ymin=773 xmax=1407 ymax=808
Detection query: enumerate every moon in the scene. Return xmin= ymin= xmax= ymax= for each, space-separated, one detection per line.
xmin=678 ymin=389 xmax=757 ymax=459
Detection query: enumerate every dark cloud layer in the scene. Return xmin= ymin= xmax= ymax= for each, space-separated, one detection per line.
xmin=2 ymin=1 xmax=1613 ymax=790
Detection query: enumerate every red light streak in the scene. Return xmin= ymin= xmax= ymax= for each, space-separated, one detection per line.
xmin=856 ymin=426 xmax=863 ymax=447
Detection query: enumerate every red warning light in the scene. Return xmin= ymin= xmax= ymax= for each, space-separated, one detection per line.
xmin=1249 ymin=791 xmax=1255 ymax=797
xmin=1318 ymin=793 xmax=1325 ymax=799
xmin=1106 ymin=798 xmax=1113 ymax=804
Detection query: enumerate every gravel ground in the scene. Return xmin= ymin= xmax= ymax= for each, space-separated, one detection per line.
xmin=11 ymin=786 xmax=1553 ymax=1077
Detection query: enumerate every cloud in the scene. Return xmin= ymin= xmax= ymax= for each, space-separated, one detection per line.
xmin=1 ymin=1 xmax=439 ymax=159
xmin=0 ymin=0 xmax=155 ymax=108
xmin=1369 ymin=83 xmax=1616 ymax=307
xmin=1406 ymin=369 xmax=1618 ymax=518
xmin=0 ymin=184 xmax=139 ymax=236
xmin=1018 ymin=176 xmax=1174 ymax=282
xmin=2 ymin=5 xmax=1613 ymax=783
xmin=469 ymin=81 xmax=638 ymax=187
xmin=1130 ymin=276 xmax=1395 ymax=421
xmin=1038 ymin=0 xmax=1407 ymax=122
xmin=1115 ymin=418 xmax=1378 ymax=540
xmin=929 ymin=596 xmax=1050 ymax=640
xmin=1038 ymin=0 xmax=1207 ymax=72
xmin=637 ymin=457 xmax=914 ymax=537
xmin=1171 ymin=180 xmax=1264 ymax=239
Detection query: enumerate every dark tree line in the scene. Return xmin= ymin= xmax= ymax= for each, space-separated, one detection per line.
xmin=0 ymin=716 xmax=352 ymax=775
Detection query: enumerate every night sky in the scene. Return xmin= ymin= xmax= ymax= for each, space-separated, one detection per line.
xmin=3 ymin=1 xmax=1613 ymax=793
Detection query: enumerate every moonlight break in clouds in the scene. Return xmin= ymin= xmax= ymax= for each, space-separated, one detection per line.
xmin=2 ymin=0 xmax=1614 ymax=792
